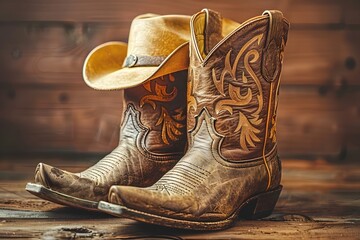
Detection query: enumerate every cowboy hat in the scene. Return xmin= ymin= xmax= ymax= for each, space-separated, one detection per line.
xmin=83 ymin=14 xmax=190 ymax=90
xmin=82 ymin=13 xmax=240 ymax=90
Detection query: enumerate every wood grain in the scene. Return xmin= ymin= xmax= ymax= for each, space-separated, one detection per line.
xmin=0 ymin=1 xmax=359 ymax=159
xmin=1 ymin=87 xmax=359 ymax=158
xmin=1 ymin=23 xmax=359 ymax=86
xmin=278 ymin=88 xmax=360 ymax=158
xmin=0 ymin=88 xmax=123 ymax=153
xmin=0 ymin=158 xmax=359 ymax=239
xmin=0 ymin=0 xmax=359 ymax=24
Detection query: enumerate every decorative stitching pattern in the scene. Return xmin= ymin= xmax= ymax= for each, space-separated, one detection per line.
xmin=124 ymin=104 xmax=182 ymax=160
xmin=155 ymin=107 xmax=185 ymax=145
xmin=211 ymin=34 xmax=264 ymax=151
xmin=189 ymin=108 xmax=277 ymax=166
xmin=81 ymin=103 xmax=184 ymax=184
xmin=151 ymin=161 xmax=211 ymax=195
xmin=80 ymin=148 xmax=127 ymax=183
xmin=140 ymin=76 xmax=177 ymax=109
xmin=140 ymin=74 xmax=185 ymax=145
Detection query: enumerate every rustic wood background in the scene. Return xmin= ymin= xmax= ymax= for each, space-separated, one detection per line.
xmin=0 ymin=0 xmax=359 ymax=161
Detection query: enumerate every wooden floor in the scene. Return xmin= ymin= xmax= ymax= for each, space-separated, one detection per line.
xmin=0 ymin=156 xmax=359 ymax=239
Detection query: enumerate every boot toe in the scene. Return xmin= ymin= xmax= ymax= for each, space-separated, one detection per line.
xmin=34 ymin=163 xmax=71 ymax=190
xmin=34 ymin=163 xmax=53 ymax=188
xmin=107 ymin=185 xmax=196 ymax=218
xmin=34 ymin=162 xmax=108 ymax=201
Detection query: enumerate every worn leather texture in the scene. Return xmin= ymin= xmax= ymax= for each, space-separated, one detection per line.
xmin=108 ymin=9 xmax=289 ymax=223
xmin=34 ymin=70 xmax=187 ymax=202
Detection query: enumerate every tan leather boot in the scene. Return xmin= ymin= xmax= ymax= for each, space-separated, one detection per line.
xmin=99 ymin=9 xmax=289 ymax=230
xmin=25 ymin=14 xmax=191 ymax=210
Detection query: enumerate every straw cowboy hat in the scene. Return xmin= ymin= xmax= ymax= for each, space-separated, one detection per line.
xmin=82 ymin=12 xmax=240 ymax=90
xmin=83 ymin=14 xmax=191 ymax=90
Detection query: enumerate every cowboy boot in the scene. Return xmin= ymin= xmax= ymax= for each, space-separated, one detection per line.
xmin=99 ymin=9 xmax=289 ymax=230
xmin=25 ymin=14 xmax=191 ymax=210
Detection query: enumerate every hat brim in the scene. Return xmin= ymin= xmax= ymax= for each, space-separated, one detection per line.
xmin=83 ymin=41 xmax=189 ymax=90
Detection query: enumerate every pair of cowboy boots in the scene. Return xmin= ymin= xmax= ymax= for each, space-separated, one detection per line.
xmin=26 ymin=9 xmax=289 ymax=230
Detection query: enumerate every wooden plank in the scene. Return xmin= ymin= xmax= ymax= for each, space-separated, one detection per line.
xmin=0 ymin=109 xmax=121 ymax=153
xmin=0 ymin=219 xmax=358 ymax=239
xmin=0 ymin=86 xmax=123 ymax=110
xmin=277 ymin=88 xmax=360 ymax=158
xmin=0 ymin=88 xmax=123 ymax=153
xmin=0 ymin=0 xmax=359 ymax=25
xmin=283 ymin=29 xmax=360 ymax=86
xmin=344 ymin=0 xmax=360 ymax=25
xmin=0 ymin=158 xmax=359 ymax=239
xmin=0 ymin=87 xmax=359 ymax=158
xmin=1 ymin=109 xmax=121 ymax=152
xmin=0 ymin=22 xmax=129 ymax=87
xmin=1 ymin=22 xmax=359 ymax=86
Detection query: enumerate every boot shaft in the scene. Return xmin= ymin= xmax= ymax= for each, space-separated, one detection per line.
xmin=188 ymin=9 xmax=289 ymax=161
xmin=122 ymin=70 xmax=188 ymax=155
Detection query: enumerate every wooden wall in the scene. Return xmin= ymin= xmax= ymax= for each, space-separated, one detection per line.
xmin=0 ymin=0 xmax=359 ymax=161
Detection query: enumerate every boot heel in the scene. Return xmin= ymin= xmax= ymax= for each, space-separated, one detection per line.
xmin=239 ymin=185 xmax=282 ymax=220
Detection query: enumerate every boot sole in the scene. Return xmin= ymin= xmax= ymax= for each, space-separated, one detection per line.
xmin=25 ymin=183 xmax=99 ymax=211
xmin=98 ymin=185 xmax=282 ymax=230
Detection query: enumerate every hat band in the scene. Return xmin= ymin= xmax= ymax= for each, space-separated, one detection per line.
xmin=123 ymin=54 xmax=167 ymax=68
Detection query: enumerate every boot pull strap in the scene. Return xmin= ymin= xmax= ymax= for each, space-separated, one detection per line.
xmin=261 ymin=10 xmax=285 ymax=82
xmin=263 ymin=10 xmax=284 ymax=48
xmin=202 ymin=8 xmax=222 ymax=55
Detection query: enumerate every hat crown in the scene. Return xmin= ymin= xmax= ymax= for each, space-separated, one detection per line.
xmin=127 ymin=14 xmax=190 ymax=58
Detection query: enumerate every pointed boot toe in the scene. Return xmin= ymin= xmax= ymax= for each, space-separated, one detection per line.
xmin=34 ymin=162 xmax=75 ymax=191
xmin=34 ymin=163 xmax=54 ymax=188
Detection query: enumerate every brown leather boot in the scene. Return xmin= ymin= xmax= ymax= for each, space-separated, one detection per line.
xmin=99 ymin=9 xmax=289 ymax=230
xmin=25 ymin=14 xmax=191 ymax=210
